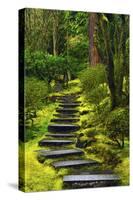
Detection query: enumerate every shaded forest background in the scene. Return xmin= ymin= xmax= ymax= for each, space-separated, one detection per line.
xmin=19 ymin=9 xmax=129 ymax=148
xmin=19 ymin=9 xmax=129 ymax=191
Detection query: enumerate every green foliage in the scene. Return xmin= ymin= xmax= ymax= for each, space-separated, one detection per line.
xmin=63 ymin=79 xmax=82 ymax=95
xmin=97 ymin=97 xmax=111 ymax=122
xmin=115 ymin=157 xmax=129 ymax=185
xmin=67 ymin=56 xmax=86 ymax=78
xmin=24 ymin=101 xmax=56 ymax=142
xmin=25 ymin=50 xmax=67 ymax=81
xmin=89 ymin=85 xmax=108 ymax=106
xmin=99 ymin=97 xmax=111 ymax=112
xmin=20 ymin=8 xmax=129 ymax=190
xmin=68 ymin=34 xmax=88 ymax=63
xmin=79 ymin=65 xmax=108 ymax=106
xmin=106 ymin=107 xmax=129 ymax=148
xmin=24 ymin=147 xmax=63 ymax=192
xmin=44 ymin=54 xmax=68 ymax=78
xmin=25 ymin=77 xmax=48 ymax=112
xmin=79 ymin=64 xmax=107 ymax=92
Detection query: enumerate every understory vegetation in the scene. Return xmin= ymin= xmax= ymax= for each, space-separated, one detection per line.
xmin=19 ymin=9 xmax=129 ymax=191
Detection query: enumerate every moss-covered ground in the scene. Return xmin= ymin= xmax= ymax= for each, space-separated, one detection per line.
xmin=19 ymin=79 xmax=129 ymax=192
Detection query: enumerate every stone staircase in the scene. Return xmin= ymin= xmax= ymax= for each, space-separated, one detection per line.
xmin=37 ymin=94 xmax=120 ymax=189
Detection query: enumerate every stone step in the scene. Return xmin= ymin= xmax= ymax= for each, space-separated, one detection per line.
xmin=45 ymin=133 xmax=76 ymax=138
xmin=63 ymin=174 xmax=120 ymax=184
xmin=39 ymin=139 xmax=74 ymax=146
xmin=53 ymin=113 xmax=79 ymax=118
xmin=58 ymin=98 xmax=78 ymax=102
xmin=38 ymin=149 xmax=84 ymax=158
xmin=58 ymin=101 xmax=81 ymax=104
xmin=57 ymin=95 xmax=79 ymax=100
xmin=52 ymin=159 xmax=99 ymax=168
xmin=56 ymin=108 xmax=79 ymax=114
xmin=48 ymin=124 xmax=80 ymax=133
xmin=51 ymin=118 xmax=79 ymax=123
xmin=76 ymin=170 xmax=114 ymax=175
xmin=59 ymin=103 xmax=80 ymax=108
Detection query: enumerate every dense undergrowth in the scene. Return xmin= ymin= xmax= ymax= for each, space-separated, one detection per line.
xmin=19 ymin=78 xmax=129 ymax=192
xmin=78 ymin=76 xmax=129 ymax=185
xmin=19 ymin=82 xmax=82 ymax=192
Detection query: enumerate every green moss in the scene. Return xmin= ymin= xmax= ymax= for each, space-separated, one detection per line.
xmin=19 ymin=78 xmax=129 ymax=191
xmin=19 ymin=140 xmax=64 ymax=192
xmin=115 ymin=157 xmax=129 ymax=185
xmin=24 ymin=103 xmax=57 ymax=142
xmin=63 ymin=79 xmax=82 ymax=95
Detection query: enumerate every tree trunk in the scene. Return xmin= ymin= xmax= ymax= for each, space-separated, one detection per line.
xmin=117 ymin=16 xmax=126 ymax=101
xmin=52 ymin=12 xmax=58 ymax=56
xmin=102 ymin=14 xmax=116 ymax=109
xmin=53 ymin=22 xmax=57 ymax=56
xmin=89 ymin=13 xmax=100 ymax=66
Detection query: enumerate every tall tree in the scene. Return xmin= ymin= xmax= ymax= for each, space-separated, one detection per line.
xmin=88 ymin=13 xmax=100 ymax=66
xmin=117 ymin=15 xmax=128 ymax=99
xmin=52 ymin=11 xmax=59 ymax=56
xmin=98 ymin=14 xmax=129 ymax=108
xmin=100 ymin=14 xmax=116 ymax=109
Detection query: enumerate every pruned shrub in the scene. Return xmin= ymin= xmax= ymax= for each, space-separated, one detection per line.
xmin=88 ymin=85 xmax=108 ymax=107
xmin=25 ymin=77 xmax=48 ymax=124
xmin=106 ymin=107 xmax=129 ymax=148
xmin=79 ymin=64 xmax=107 ymax=92
xmin=79 ymin=65 xmax=108 ymax=108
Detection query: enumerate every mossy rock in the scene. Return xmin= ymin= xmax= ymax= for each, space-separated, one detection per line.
xmin=86 ymin=143 xmax=121 ymax=167
xmin=37 ymin=154 xmax=45 ymax=163
xmin=76 ymin=134 xmax=97 ymax=148
xmin=83 ymin=128 xmax=97 ymax=137
xmin=86 ymin=146 xmax=98 ymax=154
xmin=80 ymin=110 xmax=89 ymax=115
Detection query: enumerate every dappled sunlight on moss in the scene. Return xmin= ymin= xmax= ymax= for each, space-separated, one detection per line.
xmin=115 ymin=157 xmax=129 ymax=185
xmin=24 ymin=144 xmax=63 ymax=192
xmin=63 ymin=79 xmax=82 ymax=95
xmin=20 ymin=77 xmax=129 ymax=191
xmin=24 ymin=103 xmax=57 ymax=142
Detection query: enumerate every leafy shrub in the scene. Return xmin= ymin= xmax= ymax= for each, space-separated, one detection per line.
xmin=25 ymin=77 xmax=48 ymax=122
xmin=88 ymin=85 xmax=108 ymax=106
xmin=25 ymin=49 xmax=68 ymax=82
xmin=115 ymin=157 xmax=129 ymax=185
xmin=97 ymin=97 xmax=111 ymax=122
xmin=79 ymin=64 xmax=107 ymax=92
xmin=99 ymin=97 xmax=111 ymax=112
xmin=106 ymin=108 xmax=129 ymax=148
xmin=68 ymin=34 xmax=88 ymax=63
xmin=79 ymin=65 xmax=108 ymax=107
xmin=83 ymin=127 xmax=101 ymax=137
xmin=67 ymin=56 xmax=86 ymax=78
xmin=25 ymin=49 xmax=86 ymax=87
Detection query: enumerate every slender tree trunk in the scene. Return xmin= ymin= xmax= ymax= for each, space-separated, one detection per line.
xmin=52 ymin=11 xmax=58 ymax=56
xmin=53 ymin=21 xmax=57 ymax=56
xmin=89 ymin=13 xmax=100 ymax=66
xmin=117 ymin=16 xmax=126 ymax=100
xmin=102 ymin=15 xmax=116 ymax=109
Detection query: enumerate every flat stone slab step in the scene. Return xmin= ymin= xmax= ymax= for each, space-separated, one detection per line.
xmin=59 ymin=101 xmax=81 ymax=104
xmin=63 ymin=174 xmax=120 ymax=183
xmin=57 ymin=95 xmax=79 ymax=100
xmin=52 ymin=159 xmax=99 ymax=168
xmin=45 ymin=133 xmax=76 ymax=137
xmin=51 ymin=118 xmax=79 ymax=123
xmin=56 ymin=108 xmax=79 ymax=114
xmin=38 ymin=149 xmax=84 ymax=158
xmin=48 ymin=124 xmax=80 ymax=133
xmin=39 ymin=139 xmax=74 ymax=146
xmin=53 ymin=114 xmax=79 ymax=118
xmin=77 ymin=170 xmax=114 ymax=175
xmin=59 ymin=103 xmax=80 ymax=108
